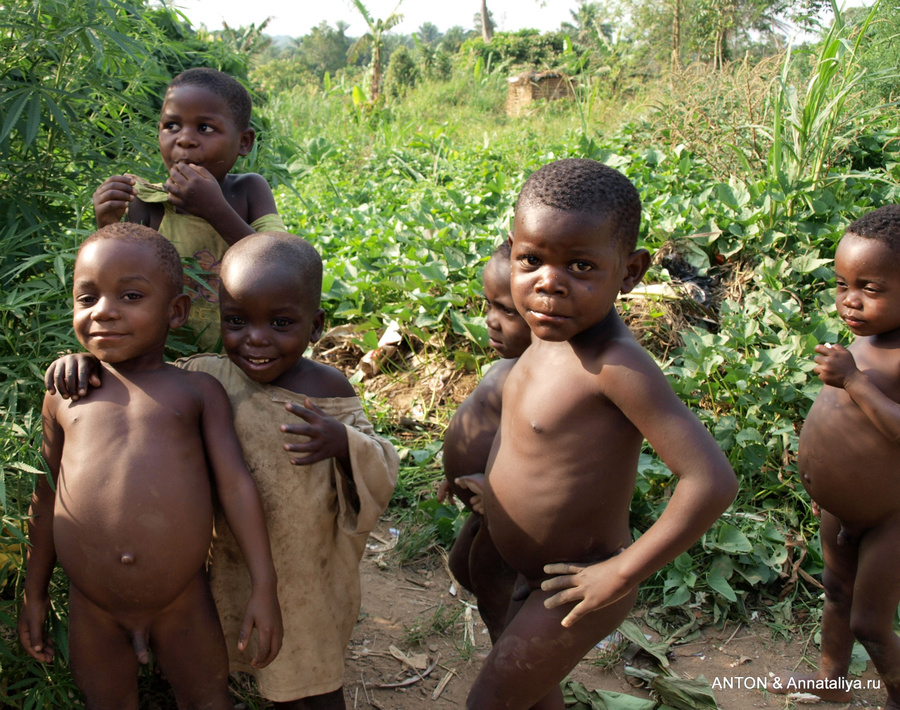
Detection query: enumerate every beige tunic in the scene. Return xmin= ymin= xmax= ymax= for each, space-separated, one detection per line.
xmin=177 ymin=354 xmax=399 ymax=701
xmin=135 ymin=179 xmax=286 ymax=350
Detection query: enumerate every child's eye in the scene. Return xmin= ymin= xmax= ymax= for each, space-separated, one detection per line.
xmin=570 ymin=261 xmax=593 ymax=273
xmin=161 ymin=121 xmax=179 ymax=132
xmin=272 ymin=318 xmax=292 ymax=328
xmin=223 ymin=316 xmax=245 ymax=327
xmin=199 ymin=124 xmax=215 ymax=134
xmin=75 ymin=294 xmax=97 ymax=306
xmin=519 ymin=255 xmax=540 ymax=267
xmin=122 ymin=292 xmax=143 ymax=301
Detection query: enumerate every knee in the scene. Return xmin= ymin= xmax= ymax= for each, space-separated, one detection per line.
xmin=850 ymin=613 xmax=895 ymax=650
xmin=821 ymin=571 xmax=853 ymax=610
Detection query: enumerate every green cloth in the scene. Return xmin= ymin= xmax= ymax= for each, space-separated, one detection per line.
xmin=134 ymin=179 xmax=286 ymax=350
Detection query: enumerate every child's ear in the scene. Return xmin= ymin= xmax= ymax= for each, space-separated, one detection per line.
xmin=238 ymin=128 xmax=256 ymax=157
xmin=619 ymin=248 xmax=651 ymax=295
xmin=309 ymin=308 xmax=326 ymax=344
xmin=168 ymin=293 xmax=192 ymax=329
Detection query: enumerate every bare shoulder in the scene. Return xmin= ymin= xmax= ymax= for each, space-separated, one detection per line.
xmin=281 ymin=359 xmax=357 ymax=399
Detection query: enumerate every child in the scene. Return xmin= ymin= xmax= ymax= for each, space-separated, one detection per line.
xmin=93 ymin=67 xmax=286 ymax=349
xmin=19 ymin=223 xmax=282 ymax=709
xmin=47 ymin=232 xmax=399 ymax=710
xmin=440 ymin=241 xmax=532 ymax=642
xmin=771 ymin=205 xmax=900 ymax=708
xmin=467 ymin=159 xmax=738 ymax=709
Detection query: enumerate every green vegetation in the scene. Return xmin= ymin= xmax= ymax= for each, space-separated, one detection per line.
xmin=2 ymin=0 xmax=899 ymax=705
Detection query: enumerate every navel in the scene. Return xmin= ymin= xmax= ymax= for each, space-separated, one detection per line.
xmin=120 ymin=552 xmax=136 ymax=565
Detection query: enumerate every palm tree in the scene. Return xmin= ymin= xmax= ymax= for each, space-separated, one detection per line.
xmin=347 ymin=0 xmax=404 ymax=101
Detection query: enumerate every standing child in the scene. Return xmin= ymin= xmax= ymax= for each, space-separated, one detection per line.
xmin=20 ymin=223 xmax=282 ymax=709
xmin=771 ymin=205 xmax=900 ymax=708
xmin=47 ymin=232 xmax=399 ymax=710
xmin=469 ymin=158 xmax=737 ymax=709
xmin=440 ymin=241 xmax=532 ymax=642
xmin=93 ymin=67 xmax=286 ymax=348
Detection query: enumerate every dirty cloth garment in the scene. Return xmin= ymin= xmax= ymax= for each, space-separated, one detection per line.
xmin=177 ymin=354 xmax=399 ymax=701
xmin=135 ymin=179 xmax=286 ymax=350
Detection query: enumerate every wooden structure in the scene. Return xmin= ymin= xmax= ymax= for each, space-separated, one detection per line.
xmin=505 ymin=70 xmax=573 ymax=116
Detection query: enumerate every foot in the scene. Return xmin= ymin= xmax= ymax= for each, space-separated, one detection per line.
xmin=768 ymin=672 xmax=852 ymax=703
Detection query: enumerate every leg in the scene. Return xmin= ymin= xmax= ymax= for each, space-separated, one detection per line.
xmin=68 ymin=586 xmax=141 ymax=710
xmin=848 ymin=514 xmax=900 ymax=709
xmin=149 ymin=571 xmax=233 ymax=710
xmin=449 ymin=514 xmax=480 ymax=593
xmin=274 ymin=687 xmax=347 ymax=710
xmin=771 ymin=510 xmax=856 ymax=702
xmin=469 ymin=523 xmax=516 ymax=644
xmin=467 ymin=581 xmax=637 ymax=710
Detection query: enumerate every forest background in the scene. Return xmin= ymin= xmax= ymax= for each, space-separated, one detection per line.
xmin=0 ymin=0 xmax=898 ymax=706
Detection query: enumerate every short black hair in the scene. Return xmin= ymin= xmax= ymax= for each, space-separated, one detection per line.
xmin=515 ymin=158 xmax=641 ymax=251
xmin=221 ymin=232 xmax=323 ymax=307
xmin=845 ymin=205 xmax=900 ymax=258
xmin=492 ymin=241 xmax=511 ymax=260
xmin=167 ymin=67 xmax=252 ymax=130
xmin=80 ymin=223 xmax=184 ymax=297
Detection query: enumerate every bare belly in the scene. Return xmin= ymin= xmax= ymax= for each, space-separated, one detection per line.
xmin=54 ymin=463 xmax=214 ymax=615
xmin=800 ymin=394 xmax=900 ymax=525
xmin=485 ymin=458 xmax=633 ymax=581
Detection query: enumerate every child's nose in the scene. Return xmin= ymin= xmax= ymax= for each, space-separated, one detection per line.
xmin=91 ymin=296 xmax=118 ymax=320
xmin=535 ymin=267 xmax=566 ymax=295
xmin=175 ymin=129 xmax=199 ymax=147
xmin=246 ymin=326 xmax=271 ymax=346
xmin=841 ymin=288 xmax=862 ymax=309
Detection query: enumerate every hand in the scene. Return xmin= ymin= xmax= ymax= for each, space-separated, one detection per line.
xmin=541 ymin=551 xmax=632 ymax=628
xmin=281 ymin=399 xmax=350 ymax=466
xmin=436 ymin=478 xmax=453 ymax=503
xmin=44 ymin=353 xmax=102 ymax=400
xmin=93 ymin=174 xmax=136 ymax=227
xmin=18 ymin=592 xmax=54 ymax=662
xmin=813 ymin=343 xmax=859 ymax=389
xmin=164 ymin=163 xmax=228 ymax=221
xmin=456 ymin=474 xmax=485 ymax=514
xmin=238 ymin=588 xmax=284 ymax=669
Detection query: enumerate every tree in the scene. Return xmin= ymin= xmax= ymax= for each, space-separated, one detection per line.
xmin=417 ymin=21 xmax=442 ymax=46
xmin=347 ymin=0 xmax=404 ymax=101
xmin=480 ymin=0 xmax=494 ymax=42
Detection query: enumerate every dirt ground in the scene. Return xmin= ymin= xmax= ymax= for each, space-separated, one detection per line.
xmin=331 ymin=522 xmax=888 ymax=710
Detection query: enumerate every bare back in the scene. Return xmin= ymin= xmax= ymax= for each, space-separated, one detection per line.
xmin=48 ymin=364 xmax=215 ymax=618
xmin=484 ymin=318 xmax=644 ymax=582
xmin=800 ymin=339 xmax=900 ymax=525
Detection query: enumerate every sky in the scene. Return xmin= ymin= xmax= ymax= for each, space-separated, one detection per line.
xmin=169 ymin=0 xmax=584 ymax=38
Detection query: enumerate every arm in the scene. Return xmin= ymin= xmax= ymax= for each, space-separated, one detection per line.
xmin=542 ymin=349 xmax=737 ymax=627
xmin=813 ymin=343 xmax=900 ymax=443
xmin=18 ymin=394 xmax=63 ymax=661
xmin=165 ymin=168 xmax=278 ymax=246
xmin=197 ymin=375 xmax=282 ymax=667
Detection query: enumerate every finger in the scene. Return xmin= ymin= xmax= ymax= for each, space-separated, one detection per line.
xmin=44 ymin=366 xmax=57 ymax=395
xmin=237 ymin=615 xmax=252 ymax=654
xmin=560 ymin=600 xmax=590 ymax=628
xmin=303 ymin=397 xmax=326 ymax=415
xmin=541 ymin=574 xmax=577 ymax=593
xmin=543 ymin=562 xmax=586 ymax=576
xmin=284 ymin=401 xmax=316 ymax=421
xmin=251 ymin=627 xmax=271 ymax=669
xmin=542 ymin=586 xmax=581 ymax=610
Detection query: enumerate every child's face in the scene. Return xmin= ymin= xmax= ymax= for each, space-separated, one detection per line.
xmin=219 ymin=263 xmax=325 ymax=386
xmin=834 ymin=233 xmax=900 ymax=338
xmin=510 ymin=205 xmax=646 ymax=342
xmin=73 ymin=240 xmax=186 ymax=366
xmin=483 ymin=255 xmax=531 ymax=358
xmin=158 ymin=84 xmax=254 ymax=184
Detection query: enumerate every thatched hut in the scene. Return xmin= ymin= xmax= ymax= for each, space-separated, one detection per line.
xmin=505 ymin=70 xmax=573 ymax=116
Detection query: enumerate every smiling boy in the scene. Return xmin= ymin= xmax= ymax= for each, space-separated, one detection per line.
xmin=19 ymin=223 xmax=282 ymax=709
xmin=92 ymin=67 xmax=285 ymax=348
xmin=467 ymin=159 xmax=737 ymax=709
xmin=772 ymin=205 xmax=900 ymax=708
